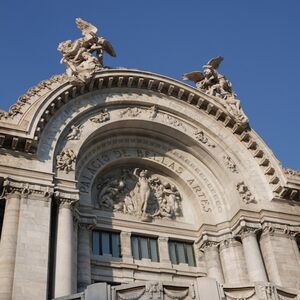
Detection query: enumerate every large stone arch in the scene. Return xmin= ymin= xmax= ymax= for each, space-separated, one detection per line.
xmin=1 ymin=69 xmax=300 ymax=300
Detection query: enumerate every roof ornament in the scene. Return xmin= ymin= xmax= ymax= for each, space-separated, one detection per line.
xmin=58 ymin=18 xmax=116 ymax=85
xmin=182 ymin=56 xmax=248 ymax=125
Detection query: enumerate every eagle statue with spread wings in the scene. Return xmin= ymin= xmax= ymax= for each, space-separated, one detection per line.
xmin=58 ymin=18 xmax=116 ymax=84
xmin=183 ymin=57 xmax=248 ymax=125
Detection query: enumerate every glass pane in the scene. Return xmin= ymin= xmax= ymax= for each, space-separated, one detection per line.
xmin=101 ymin=232 xmax=110 ymax=255
xmin=111 ymin=233 xmax=120 ymax=257
xmin=185 ymin=244 xmax=195 ymax=266
xmin=131 ymin=236 xmax=140 ymax=260
xmin=92 ymin=231 xmax=100 ymax=255
xmin=140 ymin=237 xmax=149 ymax=259
xmin=149 ymin=239 xmax=158 ymax=262
xmin=176 ymin=243 xmax=186 ymax=264
xmin=169 ymin=242 xmax=177 ymax=264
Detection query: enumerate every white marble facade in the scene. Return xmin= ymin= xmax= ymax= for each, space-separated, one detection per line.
xmin=0 ymin=19 xmax=300 ymax=300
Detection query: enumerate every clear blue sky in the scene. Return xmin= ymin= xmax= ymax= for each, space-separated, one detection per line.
xmin=0 ymin=1 xmax=299 ymax=169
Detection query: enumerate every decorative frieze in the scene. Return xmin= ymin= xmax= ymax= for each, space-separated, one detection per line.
xmin=119 ymin=107 xmax=142 ymax=118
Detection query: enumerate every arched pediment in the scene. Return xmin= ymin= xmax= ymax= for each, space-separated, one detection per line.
xmin=0 ymin=69 xmax=287 ymax=199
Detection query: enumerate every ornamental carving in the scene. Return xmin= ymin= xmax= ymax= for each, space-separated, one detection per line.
xmin=194 ymin=129 xmax=215 ymax=147
xmin=96 ymin=168 xmax=183 ymax=222
xmin=66 ymin=124 xmax=83 ymax=140
xmin=148 ymin=105 xmax=158 ymax=120
xmin=0 ymin=74 xmax=66 ymax=120
xmin=119 ymin=107 xmax=142 ymax=118
xmin=58 ymin=18 xmax=116 ymax=84
xmin=223 ymin=155 xmax=238 ymax=173
xmin=182 ymin=56 xmax=248 ymax=125
xmin=90 ymin=109 xmax=110 ymax=123
xmin=283 ymin=168 xmax=300 ymax=177
xmin=56 ymin=149 xmax=76 ymax=173
xmin=236 ymin=182 xmax=257 ymax=204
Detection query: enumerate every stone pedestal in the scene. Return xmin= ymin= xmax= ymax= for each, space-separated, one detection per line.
xmin=0 ymin=192 xmax=21 ymax=300
xmin=202 ymin=242 xmax=224 ymax=283
xmin=54 ymin=198 xmax=77 ymax=298
xmin=77 ymin=224 xmax=92 ymax=292
xmin=240 ymin=228 xmax=267 ymax=282
xmin=219 ymin=238 xmax=248 ymax=285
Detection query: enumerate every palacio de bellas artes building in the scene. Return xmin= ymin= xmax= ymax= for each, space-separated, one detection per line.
xmin=0 ymin=17 xmax=299 ymax=300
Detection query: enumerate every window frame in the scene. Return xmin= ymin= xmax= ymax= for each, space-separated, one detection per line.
xmin=168 ymin=239 xmax=196 ymax=267
xmin=92 ymin=230 xmax=121 ymax=258
xmin=131 ymin=235 xmax=159 ymax=262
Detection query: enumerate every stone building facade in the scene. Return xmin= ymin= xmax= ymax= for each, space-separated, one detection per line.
xmin=0 ymin=19 xmax=299 ymax=300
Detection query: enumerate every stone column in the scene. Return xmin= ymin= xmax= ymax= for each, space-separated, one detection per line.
xmin=120 ymin=231 xmax=133 ymax=263
xmin=219 ymin=238 xmax=249 ymax=285
xmin=54 ymin=195 xmax=78 ymax=298
xmin=0 ymin=184 xmax=21 ymax=300
xmin=158 ymin=237 xmax=172 ymax=267
xmin=240 ymin=227 xmax=268 ymax=283
xmin=259 ymin=226 xmax=300 ymax=290
xmin=202 ymin=241 xmax=224 ymax=283
xmin=77 ymin=224 xmax=92 ymax=292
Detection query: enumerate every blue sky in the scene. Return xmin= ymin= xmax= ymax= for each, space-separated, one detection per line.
xmin=0 ymin=1 xmax=299 ymax=169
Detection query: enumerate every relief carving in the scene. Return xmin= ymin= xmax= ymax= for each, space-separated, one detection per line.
xmin=149 ymin=105 xmax=158 ymax=119
xmin=58 ymin=18 xmax=116 ymax=84
xmin=183 ymin=56 xmax=248 ymax=125
xmin=96 ymin=168 xmax=182 ymax=222
xmin=223 ymin=155 xmax=238 ymax=173
xmin=90 ymin=109 xmax=110 ymax=123
xmin=120 ymin=107 xmax=142 ymax=118
xmin=66 ymin=124 xmax=83 ymax=140
xmin=194 ymin=129 xmax=215 ymax=148
xmin=236 ymin=182 xmax=257 ymax=204
xmin=56 ymin=149 xmax=77 ymax=173
xmin=163 ymin=114 xmax=186 ymax=131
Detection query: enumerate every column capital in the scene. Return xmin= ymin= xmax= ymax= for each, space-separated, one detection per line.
xmin=219 ymin=238 xmax=241 ymax=250
xmin=1 ymin=177 xmax=53 ymax=202
xmin=261 ymin=223 xmax=300 ymax=240
xmin=238 ymin=226 xmax=259 ymax=239
xmin=200 ymin=240 xmax=220 ymax=251
xmin=54 ymin=189 xmax=79 ymax=209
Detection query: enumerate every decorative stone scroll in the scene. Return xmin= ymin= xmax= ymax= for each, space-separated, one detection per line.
xmin=182 ymin=56 xmax=248 ymax=125
xmin=58 ymin=18 xmax=116 ymax=84
xmin=56 ymin=149 xmax=77 ymax=173
xmin=119 ymin=107 xmax=142 ymax=118
xmin=96 ymin=168 xmax=182 ymax=222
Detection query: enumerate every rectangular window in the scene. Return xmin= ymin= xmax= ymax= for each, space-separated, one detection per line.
xmin=168 ymin=240 xmax=195 ymax=266
xmin=131 ymin=235 xmax=159 ymax=262
xmin=92 ymin=231 xmax=120 ymax=258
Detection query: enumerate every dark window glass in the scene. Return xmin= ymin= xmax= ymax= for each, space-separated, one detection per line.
xmin=131 ymin=235 xmax=159 ymax=262
xmin=168 ymin=240 xmax=195 ymax=266
xmin=92 ymin=231 xmax=120 ymax=258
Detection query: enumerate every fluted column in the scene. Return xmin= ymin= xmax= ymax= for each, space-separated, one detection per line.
xmin=202 ymin=241 xmax=224 ymax=283
xmin=240 ymin=227 xmax=268 ymax=282
xmin=77 ymin=223 xmax=92 ymax=292
xmin=0 ymin=185 xmax=21 ymax=300
xmin=219 ymin=238 xmax=249 ymax=285
xmin=54 ymin=194 xmax=78 ymax=298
